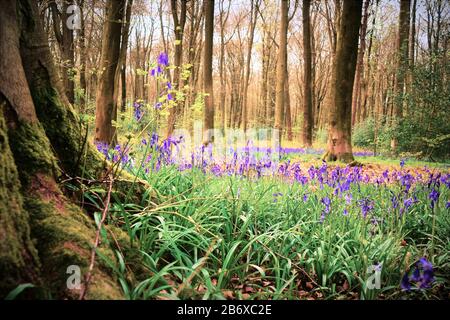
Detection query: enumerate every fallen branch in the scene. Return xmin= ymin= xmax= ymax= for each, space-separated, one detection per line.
xmin=79 ymin=174 xmax=114 ymax=300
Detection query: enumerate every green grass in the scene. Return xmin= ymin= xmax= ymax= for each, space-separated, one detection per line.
xmin=77 ymin=156 xmax=450 ymax=300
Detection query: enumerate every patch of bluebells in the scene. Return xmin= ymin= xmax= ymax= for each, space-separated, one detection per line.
xmin=401 ymin=258 xmax=435 ymax=291
xmin=95 ymin=142 xmax=131 ymax=167
xmin=151 ymin=53 xmax=169 ymax=76
xmin=105 ymin=133 xmax=448 ymax=224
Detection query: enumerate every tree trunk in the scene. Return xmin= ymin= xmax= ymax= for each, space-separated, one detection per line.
xmin=95 ymin=0 xmax=126 ymax=145
xmin=324 ymin=0 xmax=362 ymax=163
xmin=203 ymin=0 xmax=214 ymax=144
xmin=302 ymin=0 xmax=313 ymax=147
xmin=351 ymin=0 xmax=371 ymax=126
xmin=167 ymin=0 xmax=187 ymax=138
xmin=1 ymin=0 xmax=142 ymax=299
xmin=274 ymin=0 xmax=288 ymax=145
xmin=285 ymin=68 xmax=293 ymax=141
xmin=118 ymin=0 xmax=133 ymax=113
xmin=241 ymin=0 xmax=259 ymax=133
xmin=50 ymin=0 xmax=76 ymax=104
xmin=77 ymin=0 xmax=87 ymax=112
xmin=391 ymin=0 xmax=411 ymax=153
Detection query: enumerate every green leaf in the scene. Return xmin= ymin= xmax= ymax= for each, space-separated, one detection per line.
xmin=5 ymin=283 xmax=35 ymax=300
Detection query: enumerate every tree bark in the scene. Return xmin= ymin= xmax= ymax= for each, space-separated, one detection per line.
xmin=302 ymin=0 xmax=313 ymax=147
xmin=274 ymin=0 xmax=288 ymax=145
xmin=1 ymin=0 xmax=142 ymax=299
xmin=391 ymin=0 xmax=411 ymax=153
xmin=203 ymin=0 xmax=214 ymax=144
xmin=50 ymin=0 xmax=76 ymax=104
xmin=118 ymin=0 xmax=133 ymax=113
xmin=94 ymin=0 xmax=126 ymax=145
xmin=324 ymin=0 xmax=362 ymax=163
xmin=167 ymin=0 xmax=187 ymax=138
xmin=77 ymin=0 xmax=87 ymax=112
xmin=241 ymin=0 xmax=259 ymax=132
xmin=351 ymin=0 xmax=371 ymax=126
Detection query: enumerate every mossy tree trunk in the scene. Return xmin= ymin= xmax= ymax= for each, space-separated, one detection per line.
xmin=0 ymin=0 xmax=139 ymax=299
xmin=323 ymin=0 xmax=362 ymax=163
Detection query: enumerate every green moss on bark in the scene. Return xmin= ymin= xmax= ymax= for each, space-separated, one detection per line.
xmin=0 ymin=112 xmax=40 ymax=297
xmin=25 ymin=196 xmax=125 ymax=299
xmin=31 ymin=87 xmax=105 ymax=179
xmin=8 ymin=121 xmax=58 ymax=185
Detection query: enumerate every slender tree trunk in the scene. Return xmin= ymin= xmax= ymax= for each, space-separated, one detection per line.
xmin=285 ymin=68 xmax=293 ymax=141
xmin=274 ymin=0 xmax=288 ymax=146
xmin=50 ymin=0 xmax=75 ymax=104
xmin=77 ymin=0 xmax=87 ymax=112
xmin=167 ymin=0 xmax=187 ymax=138
xmin=94 ymin=0 xmax=125 ymax=145
xmin=351 ymin=0 xmax=371 ymax=126
xmin=241 ymin=0 xmax=258 ymax=132
xmin=218 ymin=0 xmax=230 ymax=132
xmin=324 ymin=0 xmax=363 ymax=163
xmin=119 ymin=0 xmax=133 ymax=112
xmin=391 ymin=0 xmax=411 ymax=153
xmin=203 ymin=0 xmax=214 ymax=144
xmin=260 ymin=31 xmax=268 ymax=124
xmin=302 ymin=0 xmax=313 ymax=147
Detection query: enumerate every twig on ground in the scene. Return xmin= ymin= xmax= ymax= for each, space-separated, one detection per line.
xmin=79 ymin=174 xmax=114 ymax=300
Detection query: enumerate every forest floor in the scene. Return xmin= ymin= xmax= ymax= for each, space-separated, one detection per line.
xmin=84 ymin=134 xmax=450 ymax=300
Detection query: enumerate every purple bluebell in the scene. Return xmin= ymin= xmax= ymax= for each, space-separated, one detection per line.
xmin=429 ymin=189 xmax=440 ymax=208
xmin=401 ymin=273 xmax=411 ymax=291
xmin=358 ymin=198 xmax=374 ymax=218
xmin=158 ymin=52 xmax=169 ymax=66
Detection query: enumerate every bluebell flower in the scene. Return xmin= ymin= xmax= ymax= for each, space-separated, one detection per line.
xmin=321 ymin=197 xmax=331 ymax=216
xmin=96 ymin=141 xmax=109 ymax=158
xmin=401 ymin=273 xmax=411 ymax=291
xmin=358 ymin=198 xmax=374 ymax=218
xmin=133 ymin=101 xmax=143 ymax=121
xmin=302 ymin=194 xmax=308 ymax=202
xmin=410 ymin=267 xmax=421 ymax=282
xmin=158 ymin=52 xmax=169 ymax=66
xmin=404 ymin=197 xmax=414 ymax=209
xmin=401 ymin=257 xmax=435 ymax=291
xmin=345 ymin=193 xmax=352 ymax=205
xmin=429 ymin=189 xmax=440 ymax=208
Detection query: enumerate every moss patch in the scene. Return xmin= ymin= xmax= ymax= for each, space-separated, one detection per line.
xmin=0 ymin=110 xmax=40 ymax=297
xmin=31 ymin=87 xmax=105 ymax=179
xmin=8 ymin=120 xmax=58 ymax=185
xmin=25 ymin=194 xmax=126 ymax=299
